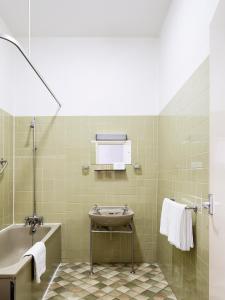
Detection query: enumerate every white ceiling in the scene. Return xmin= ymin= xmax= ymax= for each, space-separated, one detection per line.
xmin=0 ymin=0 xmax=171 ymax=37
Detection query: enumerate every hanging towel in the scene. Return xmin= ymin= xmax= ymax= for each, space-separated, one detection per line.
xmin=180 ymin=209 xmax=194 ymax=251
xmin=160 ymin=198 xmax=173 ymax=236
xmin=168 ymin=201 xmax=194 ymax=251
xmin=23 ymin=241 xmax=46 ymax=283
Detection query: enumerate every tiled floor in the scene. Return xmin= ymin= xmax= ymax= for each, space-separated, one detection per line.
xmin=44 ymin=263 xmax=177 ymax=300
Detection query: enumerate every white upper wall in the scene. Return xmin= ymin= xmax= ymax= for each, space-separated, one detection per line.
xmin=0 ymin=0 xmax=220 ymax=116
xmin=159 ymin=0 xmax=219 ymax=112
xmin=0 ymin=16 xmax=15 ymax=114
xmin=0 ymin=15 xmax=10 ymax=34
xmin=14 ymin=37 xmax=159 ymax=116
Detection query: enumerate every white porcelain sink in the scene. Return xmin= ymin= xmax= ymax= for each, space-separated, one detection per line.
xmin=89 ymin=205 xmax=134 ymax=227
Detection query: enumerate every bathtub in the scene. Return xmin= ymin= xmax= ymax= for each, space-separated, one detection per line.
xmin=0 ymin=224 xmax=61 ymax=300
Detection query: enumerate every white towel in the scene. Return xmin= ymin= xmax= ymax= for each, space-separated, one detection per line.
xmin=168 ymin=201 xmax=186 ymax=248
xmin=168 ymin=201 xmax=194 ymax=251
xmin=23 ymin=241 xmax=46 ymax=283
xmin=160 ymin=198 xmax=173 ymax=236
xmin=180 ymin=209 xmax=194 ymax=251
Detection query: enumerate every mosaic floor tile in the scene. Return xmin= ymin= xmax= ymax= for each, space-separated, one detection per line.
xmin=44 ymin=263 xmax=177 ymax=300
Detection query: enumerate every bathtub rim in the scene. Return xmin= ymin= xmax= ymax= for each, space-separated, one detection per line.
xmin=0 ymin=223 xmax=61 ymax=278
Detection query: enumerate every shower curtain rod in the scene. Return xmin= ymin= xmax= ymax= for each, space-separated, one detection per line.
xmin=0 ymin=34 xmax=62 ymax=109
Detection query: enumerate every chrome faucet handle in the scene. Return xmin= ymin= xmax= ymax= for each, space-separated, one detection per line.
xmin=24 ymin=216 xmax=30 ymax=226
xmin=123 ymin=204 xmax=128 ymax=215
xmin=24 ymin=215 xmax=43 ymax=227
xmin=93 ymin=204 xmax=101 ymax=214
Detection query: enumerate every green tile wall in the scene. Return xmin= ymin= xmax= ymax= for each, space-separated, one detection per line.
xmin=14 ymin=116 xmax=158 ymax=263
xmin=157 ymin=59 xmax=209 ymax=300
xmin=0 ymin=108 xmax=13 ymax=230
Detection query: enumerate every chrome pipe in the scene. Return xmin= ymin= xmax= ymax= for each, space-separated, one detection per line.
xmin=30 ymin=117 xmax=37 ymax=217
xmin=170 ymin=198 xmax=198 ymax=213
xmin=0 ymin=34 xmax=62 ymax=109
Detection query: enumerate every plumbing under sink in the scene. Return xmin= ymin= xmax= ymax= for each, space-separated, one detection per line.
xmin=89 ymin=205 xmax=134 ymax=227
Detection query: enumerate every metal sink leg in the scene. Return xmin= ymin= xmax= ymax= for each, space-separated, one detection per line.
xmin=90 ymin=222 xmax=94 ymax=274
xmin=131 ymin=223 xmax=135 ymax=273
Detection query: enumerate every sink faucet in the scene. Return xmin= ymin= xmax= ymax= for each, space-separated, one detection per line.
xmin=123 ymin=204 xmax=128 ymax=215
xmin=94 ymin=204 xmax=101 ymax=215
xmin=24 ymin=216 xmax=43 ymax=232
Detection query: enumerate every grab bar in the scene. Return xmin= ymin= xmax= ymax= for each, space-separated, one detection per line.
xmin=0 ymin=158 xmax=8 ymax=174
xmin=0 ymin=34 xmax=62 ymax=110
xmin=170 ymin=198 xmax=198 ymax=213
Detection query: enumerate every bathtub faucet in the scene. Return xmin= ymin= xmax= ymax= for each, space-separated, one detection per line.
xmin=24 ymin=216 xmax=44 ymax=232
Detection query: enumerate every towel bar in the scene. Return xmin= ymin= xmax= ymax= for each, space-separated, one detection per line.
xmin=170 ymin=198 xmax=198 ymax=213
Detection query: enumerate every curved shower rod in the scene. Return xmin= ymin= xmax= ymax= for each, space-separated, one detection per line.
xmin=0 ymin=34 xmax=62 ymax=109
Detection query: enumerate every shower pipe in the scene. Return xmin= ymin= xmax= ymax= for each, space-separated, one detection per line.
xmin=30 ymin=117 xmax=37 ymax=217
xmin=24 ymin=117 xmax=44 ymax=229
xmin=0 ymin=34 xmax=62 ymax=109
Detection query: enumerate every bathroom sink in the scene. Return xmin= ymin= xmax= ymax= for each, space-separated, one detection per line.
xmin=89 ymin=205 xmax=134 ymax=227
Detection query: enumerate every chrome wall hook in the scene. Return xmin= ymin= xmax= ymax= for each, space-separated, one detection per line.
xmin=0 ymin=158 xmax=8 ymax=174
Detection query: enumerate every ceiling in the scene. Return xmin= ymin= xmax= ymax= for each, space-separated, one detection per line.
xmin=0 ymin=0 xmax=171 ymax=37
